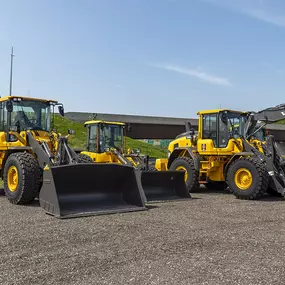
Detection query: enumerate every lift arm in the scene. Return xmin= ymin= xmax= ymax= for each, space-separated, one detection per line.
xmin=245 ymin=104 xmax=285 ymax=139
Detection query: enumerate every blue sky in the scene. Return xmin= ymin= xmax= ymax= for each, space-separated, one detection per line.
xmin=1 ymin=0 xmax=285 ymax=117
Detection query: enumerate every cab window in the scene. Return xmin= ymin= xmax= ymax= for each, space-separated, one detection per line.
xmin=202 ymin=114 xmax=217 ymax=147
xmin=87 ymin=125 xmax=98 ymax=152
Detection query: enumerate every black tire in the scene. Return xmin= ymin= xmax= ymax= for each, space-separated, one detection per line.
xmin=226 ymin=157 xmax=269 ymax=200
xmin=205 ymin=180 xmax=228 ymax=190
xmin=169 ymin=157 xmax=199 ymax=192
xmin=78 ymin=153 xmax=93 ymax=163
xmin=3 ymin=152 xmax=41 ymax=204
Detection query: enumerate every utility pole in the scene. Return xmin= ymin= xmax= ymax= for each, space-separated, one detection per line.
xmin=9 ymin=47 xmax=14 ymax=96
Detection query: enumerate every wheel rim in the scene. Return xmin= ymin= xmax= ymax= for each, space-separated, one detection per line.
xmin=175 ymin=166 xmax=188 ymax=182
xmin=234 ymin=168 xmax=252 ymax=190
xmin=7 ymin=166 xmax=18 ymax=192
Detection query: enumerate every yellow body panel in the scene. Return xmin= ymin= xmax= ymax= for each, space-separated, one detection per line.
xmin=81 ymin=151 xmax=119 ymax=163
xmin=200 ymin=158 xmax=226 ymax=182
xmin=0 ymin=95 xmax=58 ymax=103
xmin=197 ymin=138 xmax=243 ymax=155
xmin=84 ymin=120 xmax=126 ymax=126
xmin=155 ymin=158 xmax=168 ymax=171
xmin=168 ymin=136 xmax=194 ymax=153
xmin=197 ymin=109 xmax=246 ymax=115
xmin=81 ymin=150 xmax=138 ymax=165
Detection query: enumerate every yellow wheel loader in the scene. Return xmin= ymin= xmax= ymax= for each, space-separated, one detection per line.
xmin=0 ymin=96 xmax=146 ymax=218
xmin=79 ymin=120 xmax=190 ymax=202
xmin=155 ymin=104 xmax=285 ymax=200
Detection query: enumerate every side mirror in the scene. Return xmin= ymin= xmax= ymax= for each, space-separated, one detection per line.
xmin=58 ymin=105 xmax=64 ymax=116
xmin=68 ymin=129 xmax=76 ymax=135
xmin=127 ymin=123 xmax=132 ymax=132
xmin=6 ymin=101 xmax=13 ymax=113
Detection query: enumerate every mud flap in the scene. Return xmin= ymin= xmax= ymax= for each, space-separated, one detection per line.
xmin=140 ymin=170 xmax=191 ymax=202
xmin=39 ymin=164 xmax=147 ymax=218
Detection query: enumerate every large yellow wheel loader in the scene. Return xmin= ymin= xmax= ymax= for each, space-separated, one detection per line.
xmin=0 ymin=96 xmax=146 ymax=218
xmin=155 ymin=104 xmax=285 ymax=200
xmin=79 ymin=120 xmax=190 ymax=202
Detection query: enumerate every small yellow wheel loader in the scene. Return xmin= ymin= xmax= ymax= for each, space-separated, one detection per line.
xmin=79 ymin=120 xmax=190 ymax=202
xmin=155 ymin=104 xmax=285 ymax=200
xmin=0 ymin=96 xmax=146 ymax=218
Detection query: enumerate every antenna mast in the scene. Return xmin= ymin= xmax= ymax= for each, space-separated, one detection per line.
xmin=9 ymin=47 xmax=14 ymax=96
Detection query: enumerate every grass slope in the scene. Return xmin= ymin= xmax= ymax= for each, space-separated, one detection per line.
xmin=54 ymin=115 xmax=168 ymax=158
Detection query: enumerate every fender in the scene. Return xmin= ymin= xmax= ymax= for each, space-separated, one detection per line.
xmin=224 ymin=151 xmax=254 ymax=176
xmin=168 ymin=147 xmax=200 ymax=171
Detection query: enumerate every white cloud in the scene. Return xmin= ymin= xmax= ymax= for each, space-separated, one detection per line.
xmin=201 ymin=0 xmax=285 ymax=28
xmin=244 ymin=9 xmax=285 ymax=27
xmin=150 ymin=63 xmax=232 ymax=87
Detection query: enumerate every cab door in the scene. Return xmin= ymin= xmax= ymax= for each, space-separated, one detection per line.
xmin=197 ymin=112 xmax=233 ymax=155
xmin=197 ymin=113 xmax=219 ymax=155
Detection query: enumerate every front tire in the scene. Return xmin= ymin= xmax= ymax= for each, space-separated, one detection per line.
xmin=169 ymin=157 xmax=199 ymax=192
xmin=226 ymin=157 xmax=269 ymax=200
xmin=4 ymin=152 xmax=41 ymax=204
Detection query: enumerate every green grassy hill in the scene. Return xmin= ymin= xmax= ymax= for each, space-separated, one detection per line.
xmin=54 ymin=115 xmax=168 ymax=158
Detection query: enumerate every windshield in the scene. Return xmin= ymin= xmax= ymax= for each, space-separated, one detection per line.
xmin=101 ymin=124 xmax=124 ymax=150
xmin=217 ymin=111 xmax=245 ymax=147
xmin=11 ymin=100 xmax=51 ymax=132
xmin=87 ymin=123 xmax=124 ymax=153
xmin=226 ymin=112 xmax=246 ymax=139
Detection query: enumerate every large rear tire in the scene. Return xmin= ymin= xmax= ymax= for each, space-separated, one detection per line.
xmin=226 ymin=157 xmax=269 ymax=200
xmin=169 ymin=157 xmax=199 ymax=192
xmin=3 ymin=152 xmax=41 ymax=204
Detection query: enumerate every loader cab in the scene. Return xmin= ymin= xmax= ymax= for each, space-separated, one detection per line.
xmin=85 ymin=121 xmax=125 ymax=153
xmin=0 ymin=96 xmax=64 ymax=142
xmin=198 ymin=109 xmax=246 ymax=152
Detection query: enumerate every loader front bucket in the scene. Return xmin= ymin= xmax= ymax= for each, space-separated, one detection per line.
xmin=140 ymin=170 xmax=190 ymax=202
xmin=39 ymin=163 xmax=147 ymax=218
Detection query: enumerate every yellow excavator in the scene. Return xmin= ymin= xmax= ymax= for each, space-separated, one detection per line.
xmin=0 ymin=96 xmax=147 ymax=218
xmin=79 ymin=120 xmax=190 ymax=202
xmin=154 ymin=104 xmax=285 ymax=199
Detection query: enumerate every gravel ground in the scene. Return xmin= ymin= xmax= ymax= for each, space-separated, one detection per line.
xmin=1 ymin=187 xmax=285 ymax=285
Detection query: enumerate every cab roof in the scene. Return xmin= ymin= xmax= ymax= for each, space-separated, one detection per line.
xmin=84 ymin=120 xmax=126 ymax=126
xmin=197 ymin=109 xmax=247 ymax=115
xmin=0 ymin=96 xmax=58 ymax=104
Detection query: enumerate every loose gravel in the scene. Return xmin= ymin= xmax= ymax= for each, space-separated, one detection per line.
xmin=1 ymin=187 xmax=285 ymax=285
